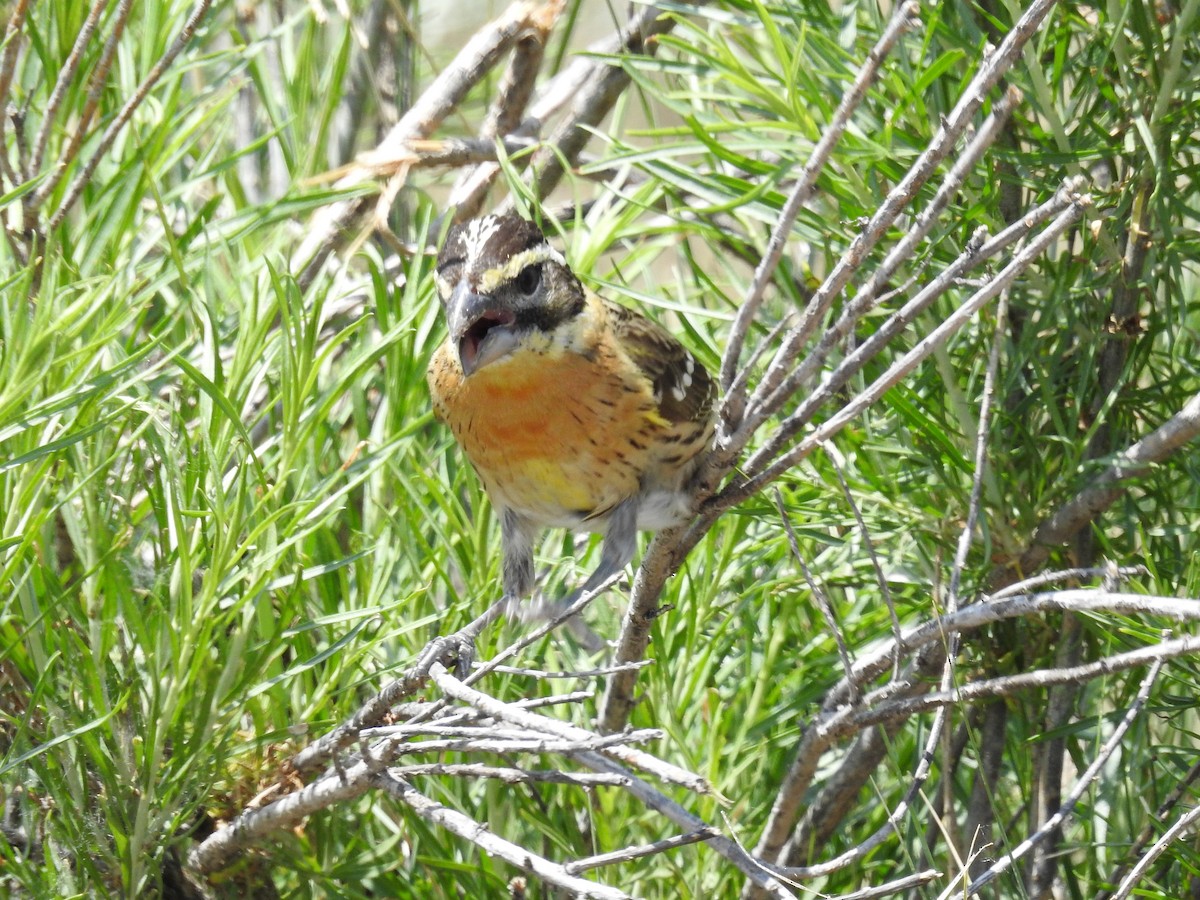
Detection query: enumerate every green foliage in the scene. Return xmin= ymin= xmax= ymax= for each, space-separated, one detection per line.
xmin=1 ymin=0 xmax=1198 ymax=897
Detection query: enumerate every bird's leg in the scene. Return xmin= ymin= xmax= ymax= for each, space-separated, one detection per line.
xmin=500 ymin=508 xmax=536 ymax=611
xmin=435 ymin=509 xmax=536 ymax=678
xmin=520 ymin=499 xmax=639 ymax=652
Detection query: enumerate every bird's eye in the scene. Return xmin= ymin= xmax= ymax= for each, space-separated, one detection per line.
xmin=514 ymin=264 xmax=542 ymax=296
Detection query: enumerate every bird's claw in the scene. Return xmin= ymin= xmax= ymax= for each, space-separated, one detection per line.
xmin=428 ymin=626 xmax=477 ymax=678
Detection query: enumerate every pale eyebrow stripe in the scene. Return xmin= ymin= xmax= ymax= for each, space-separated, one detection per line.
xmin=477 ymin=244 xmax=566 ymax=293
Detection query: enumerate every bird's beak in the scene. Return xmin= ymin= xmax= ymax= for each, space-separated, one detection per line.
xmin=447 ymin=281 xmax=518 ymax=377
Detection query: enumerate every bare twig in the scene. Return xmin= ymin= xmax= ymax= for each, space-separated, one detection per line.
xmin=372 ymin=771 xmax=632 ymax=899
xmin=349 ymin=135 xmax=538 ymax=173
xmin=940 ymin=658 xmax=1164 ymax=900
xmin=773 ymin=487 xmax=859 ymax=703
xmin=572 ymin=750 xmax=798 ymax=898
xmin=835 ymin=636 xmax=1192 ymax=743
xmin=732 ymin=175 xmax=1083 ymax=495
xmin=447 ymin=14 xmax=643 ymax=217
xmin=988 ymin=566 xmax=1145 ymax=601
xmin=782 ymin=720 xmax=905 ymax=869
xmin=824 ymin=589 xmax=1200 ymax=711
xmin=388 ymin=763 xmax=628 ymax=787
xmin=775 ymin=657 xmax=956 ymax=883
xmin=996 ymin=389 xmax=1200 ymax=585
xmin=514 ymin=1 xmax=706 ymax=207
xmin=564 ymin=827 xmax=719 ymax=875
xmin=827 ymin=869 xmax=942 ymax=899
xmin=738 ymin=0 xmax=1060 ymax=436
xmin=718 ymin=0 xmax=920 ymax=411
xmin=362 ymin=730 xmax=660 ymax=757
xmin=484 ymin=660 xmax=653 ymax=678
xmin=742 ymin=83 xmax=1023 ymax=449
xmin=430 ymin=662 xmax=709 ymax=793
xmin=0 ymin=0 xmax=31 ymax=190
xmin=481 ymin=2 xmax=560 ymax=140
xmin=746 ymin=652 xmax=945 ymax=889
xmin=1097 ymin=759 xmax=1200 ymax=900
xmin=600 ymin=176 xmax=1083 ymax=729
xmin=1107 ymin=778 xmax=1200 ymax=899
xmin=287 ymin=600 xmax=504 ymax=775
xmin=949 ymin=280 xmax=1009 ymax=608
xmin=720 ymin=191 xmax=1089 ymax=510
xmin=824 ymin=444 xmax=903 ymax=670
xmin=29 ymin=0 xmax=108 ymax=180
xmin=47 ymin=0 xmax=213 ymax=229
xmin=293 ymin=0 xmax=540 ymax=285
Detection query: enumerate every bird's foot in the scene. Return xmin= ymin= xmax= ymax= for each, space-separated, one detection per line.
xmin=439 ymin=630 xmax=478 ymax=678
xmin=431 ymin=596 xmax=510 ymax=678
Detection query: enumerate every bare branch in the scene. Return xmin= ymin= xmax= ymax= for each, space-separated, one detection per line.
xmin=988 ymin=565 xmax=1145 ymax=601
xmin=188 ymin=749 xmax=377 ymax=872
xmin=572 ymin=750 xmax=799 ymax=898
xmin=293 ymin=0 xmax=540 ymax=285
xmin=371 ymin=771 xmax=633 ymax=900
xmin=33 ymin=0 xmax=134 ymax=215
xmin=0 ymin=0 xmax=31 ymax=190
xmin=718 ymin=0 xmax=920 ymax=407
xmin=1107 ymin=802 xmax=1200 ymax=900
xmin=739 ymin=0 xmax=1061 ymax=432
xmin=564 ymin=827 xmax=719 ymax=875
xmin=746 ymin=653 xmax=945 ymax=884
xmin=364 ymin=730 xmax=661 ymax=757
xmin=825 ymin=589 xmax=1200 ymax=711
xmin=997 ymin=389 xmax=1200 ymax=585
xmin=1097 ymin=759 xmax=1200 ymax=900
xmin=29 ymin=0 xmax=108 ymax=180
xmin=783 ymin=721 xmax=905 ymax=869
xmin=940 ymin=658 xmax=1163 ymax=900
xmin=824 ymin=444 xmax=903 ymax=671
xmin=719 ymin=191 xmax=1089 ymax=510
xmin=484 ymin=660 xmax=653 ymax=678
xmin=430 ymin=662 xmax=710 ymax=793
xmin=774 ymin=487 xmax=859 ymax=703
xmin=47 ymin=0 xmax=213 ymax=229
xmin=827 ymin=869 xmax=942 ymax=899
xmin=833 ymin=635 xmax=1194 ymax=743
xmin=388 ymin=763 xmax=629 ymax=787
xmin=949 ymin=280 xmax=1009 ymax=609
xmin=351 ymin=135 xmax=537 ymax=173
xmin=514 ymin=1 xmax=706 ymax=206
xmin=742 ymin=82 xmax=1023 ymax=445
xmin=481 ymin=2 xmax=560 ymax=140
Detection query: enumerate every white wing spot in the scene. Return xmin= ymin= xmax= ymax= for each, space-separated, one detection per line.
xmin=678 ymin=354 xmax=695 ymax=391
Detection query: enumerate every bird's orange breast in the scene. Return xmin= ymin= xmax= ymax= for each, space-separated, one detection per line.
xmin=428 ymin=341 xmax=664 ymax=527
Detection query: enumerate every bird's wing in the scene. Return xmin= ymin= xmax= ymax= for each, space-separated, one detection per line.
xmin=601 ymin=297 xmax=716 ymax=428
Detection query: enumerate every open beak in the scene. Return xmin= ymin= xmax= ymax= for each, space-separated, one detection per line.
xmin=447 ymin=281 xmax=518 ymax=377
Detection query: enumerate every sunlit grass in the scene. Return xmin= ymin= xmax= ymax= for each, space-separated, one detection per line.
xmin=1 ymin=0 xmax=1199 ymax=897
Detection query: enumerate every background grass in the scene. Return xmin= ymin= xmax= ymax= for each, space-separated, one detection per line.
xmin=2 ymin=0 xmax=1200 ymax=897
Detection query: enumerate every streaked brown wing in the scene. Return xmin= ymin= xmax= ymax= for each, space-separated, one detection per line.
xmin=602 ymin=298 xmax=716 ymax=428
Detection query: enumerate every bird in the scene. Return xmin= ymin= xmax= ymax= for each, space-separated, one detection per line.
xmin=427 ymin=213 xmax=716 ymax=659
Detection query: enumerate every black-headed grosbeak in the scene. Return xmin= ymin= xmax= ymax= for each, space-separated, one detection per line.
xmin=427 ymin=214 xmax=716 ymax=643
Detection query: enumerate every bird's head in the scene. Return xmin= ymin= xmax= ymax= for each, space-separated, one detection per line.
xmin=434 ymin=215 xmax=585 ymax=377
